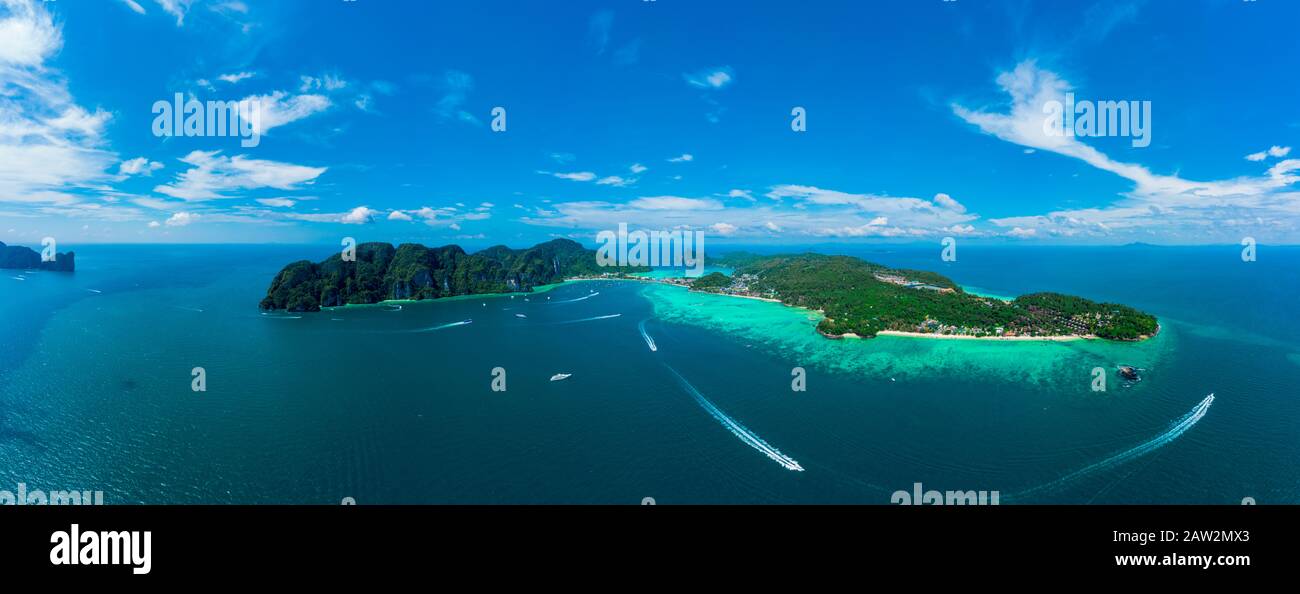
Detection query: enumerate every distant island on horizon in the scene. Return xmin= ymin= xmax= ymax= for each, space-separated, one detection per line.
xmin=0 ymin=241 xmax=75 ymax=272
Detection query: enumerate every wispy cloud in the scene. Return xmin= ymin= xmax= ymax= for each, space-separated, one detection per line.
xmin=434 ymin=69 xmax=479 ymax=125
xmin=242 ymin=90 xmax=331 ymax=136
xmin=684 ymin=66 xmax=734 ymax=90
xmin=119 ymin=0 xmax=146 ymax=15
xmin=1246 ymin=145 xmax=1291 ymax=161
xmin=539 ymin=171 xmax=597 ymax=182
xmin=154 ymin=150 xmax=326 ymax=201
xmin=118 ymin=157 xmax=164 ymax=177
xmin=954 ymin=60 xmax=1300 ymax=239
xmin=587 ymin=11 xmax=613 ymax=54
xmin=154 ymin=0 xmax=194 ymax=27
xmin=218 ymin=71 xmax=255 ymax=84
xmin=520 ymin=183 xmax=979 ymax=240
xmin=0 ymin=0 xmax=119 ymax=208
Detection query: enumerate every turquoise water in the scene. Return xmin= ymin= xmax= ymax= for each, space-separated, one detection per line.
xmin=1 ymin=244 xmax=1297 ymax=503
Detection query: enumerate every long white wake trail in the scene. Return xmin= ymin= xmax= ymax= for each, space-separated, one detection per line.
xmin=638 ymin=319 xmax=658 ymax=352
xmin=1016 ymin=393 xmax=1214 ymax=499
xmin=553 ymin=313 xmax=622 ymax=325
xmin=407 ymin=319 xmax=473 ymax=333
xmin=665 ymin=366 xmax=804 ymax=472
xmin=551 ymin=291 xmax=599 ymax=304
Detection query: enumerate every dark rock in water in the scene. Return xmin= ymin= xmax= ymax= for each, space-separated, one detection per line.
xmin=0 ymin=241 xmax=75 ymax=272
xmin=1118 ymin=365 xmax=1139 ymax=380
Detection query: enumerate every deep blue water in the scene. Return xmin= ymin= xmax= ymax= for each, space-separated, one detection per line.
xmin=0 ymin=243 xmax=1297 ymax=504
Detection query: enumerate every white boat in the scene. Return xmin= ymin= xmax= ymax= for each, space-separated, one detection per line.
xmin=550 ymin=373 xmax=572 ymax=381
xmin=515 ymin=313 xmax=527 ymax=318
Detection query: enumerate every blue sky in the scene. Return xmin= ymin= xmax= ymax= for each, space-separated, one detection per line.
xmin=1 ymin=0 xmax=1297 ymax=247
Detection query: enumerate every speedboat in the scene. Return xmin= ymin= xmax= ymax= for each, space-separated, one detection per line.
xmin=550 ymin=373 xmax=572 ymax=381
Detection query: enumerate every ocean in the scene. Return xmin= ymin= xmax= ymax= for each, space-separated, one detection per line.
xmin=1 ymin=243 xmax=1297 ymax=504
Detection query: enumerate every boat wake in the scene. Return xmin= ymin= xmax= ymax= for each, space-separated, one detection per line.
xmin=554 ymin=313 xmax=622 ymax=324
xmin=1015 ymin=393 xmax=1214 ymax=499
xmin=638 ymin=319 xmax=658 ymax=352
xmin=408 ymin=319 xmax=473 ymax=333
xmin=551 ymin=291 xmax=599 ymax=304
xmin=260 ymin=313 xmax=302 ymax=319
xmin=665 ymin=365 xmax=804 ymax=472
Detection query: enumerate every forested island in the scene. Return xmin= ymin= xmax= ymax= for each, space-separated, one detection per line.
xmin=691 ymin=253 xmax=1158 ymax=341
xmin=0 ymin=241 xmax=74 ymax=272
xmin=260 ymin=238 xmax=645 ymax=312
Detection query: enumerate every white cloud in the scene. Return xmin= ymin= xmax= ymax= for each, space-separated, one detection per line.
xmin=954 ymin=61 xmax=1300 ymax=240
xmin=283 ymin=206 xmax=376 ymax=225
xmin=1007 ymin=227 xmax=1037 ymax=238
xmin=667 ymin=153 xmax=694 ymax=163
xmin=386 ymin=205 xmax=488 ymax=229
xmin=684 ymin=67 xmax=734 ymax=90
xmin=0 ymin=1 xmax=119 ymax=207
xmin=148 ymin=220 xmax=161 ymax=228
xmin=543 ymin=171 xmax=597 ymax=182
xmin=1248 ymin=145 xmax=1292 ymax=161
xmin=165 ymin=211 xmax=196 ymax=226
xmin=256 ymin=197 xmax=295 ymax=208
xmin=243 ymin=91 xmax=331 ymax=136
xmin=628 ymin=196 xmax=723 ymax=210
xmin=119 ymin=157 xmax=163 ymax=176
xmin=119 ymin=0 xmax=146 ymax=15
xmin=629 ymin=163 xmax=647 ymax=174
xmin=520 ymin=189 xmax=975 ymax=239
xmin=596 ymin=175 xmax=632 ymax=187
xmin=155 ymin=150 xmax=327 ymax=201
xmin=932 ymin=192 xmax=966 ymax=213
xmin=217 ymin=71 xmax=255 ymax=84
xmin=0 ymin=0 xmax=61 ymax=66
xmin=340 ymin=206 xmax=376 ymax=224
xmin=154 ymin=0 xmax=193 ymax=27
xmin=728 ymin=189 xmax=755 ymax=201
xmin=298 ymin=74 xmax=347 ymax=92
xmin=765 ymin=185 xmax=977 ymax=227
